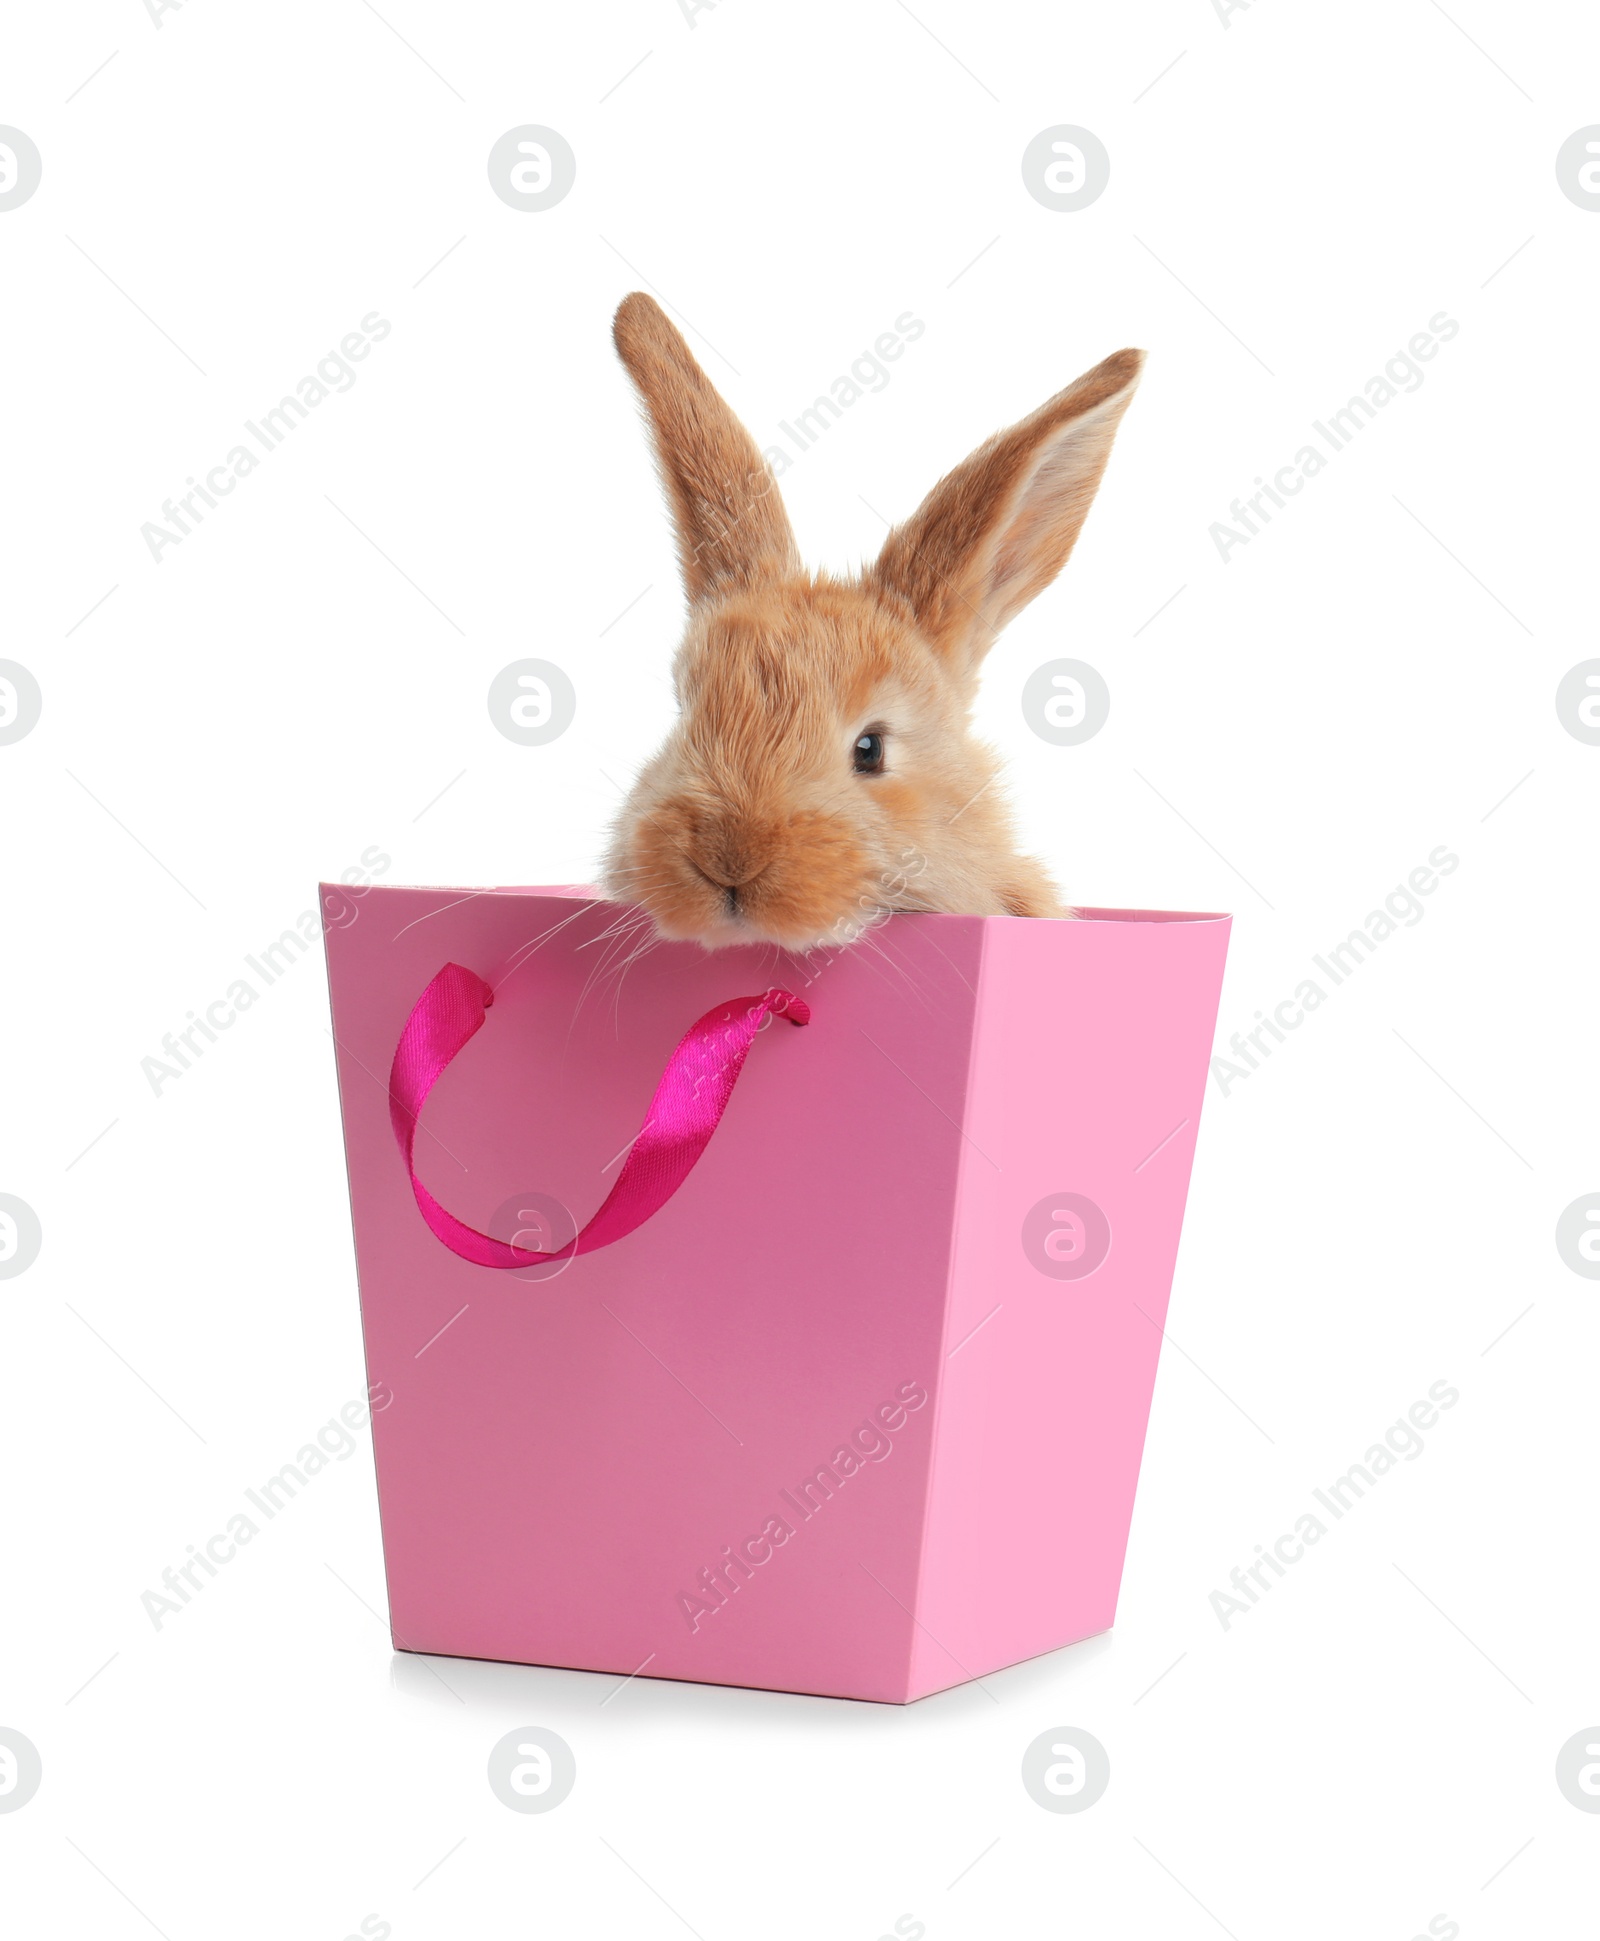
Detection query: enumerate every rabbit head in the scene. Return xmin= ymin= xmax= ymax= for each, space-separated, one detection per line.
xmin=602 ymin=293 xmax=1142 ymax=951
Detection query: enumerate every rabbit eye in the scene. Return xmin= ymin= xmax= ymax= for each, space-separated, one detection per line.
xmin=852 ymin=731 xmax=886 ymax=774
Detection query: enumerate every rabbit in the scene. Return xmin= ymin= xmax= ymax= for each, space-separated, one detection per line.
xmin=601 ymin=291 xmax=1143 ymax=952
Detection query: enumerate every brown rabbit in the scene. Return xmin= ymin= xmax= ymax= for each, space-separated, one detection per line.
xmin=602 ymin=292 xmax=1142 ymax=952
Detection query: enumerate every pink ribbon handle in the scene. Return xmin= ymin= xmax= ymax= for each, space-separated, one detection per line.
xmin=387 ymin=963 xmax=811 ymax=1270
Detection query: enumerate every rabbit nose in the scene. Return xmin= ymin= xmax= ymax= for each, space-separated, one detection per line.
xmin=686 ymin=821 xmax=770 ymax=890
xmin=691 ymin=856 xmax=766 ymax=890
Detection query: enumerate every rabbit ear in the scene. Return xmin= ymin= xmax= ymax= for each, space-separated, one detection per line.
xmin=613 ymin=293 xmax=799 ymax=604
xmin=869 ymin=348 xmax=1143 ymax=671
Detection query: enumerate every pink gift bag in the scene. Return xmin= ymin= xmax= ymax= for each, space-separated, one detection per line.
xmin=324 ymin=885 xmax=1230 ymax=1704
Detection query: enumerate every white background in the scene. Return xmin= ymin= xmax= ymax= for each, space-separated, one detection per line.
xmin=2 ymin=1 xmax=1597 ymax=1935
